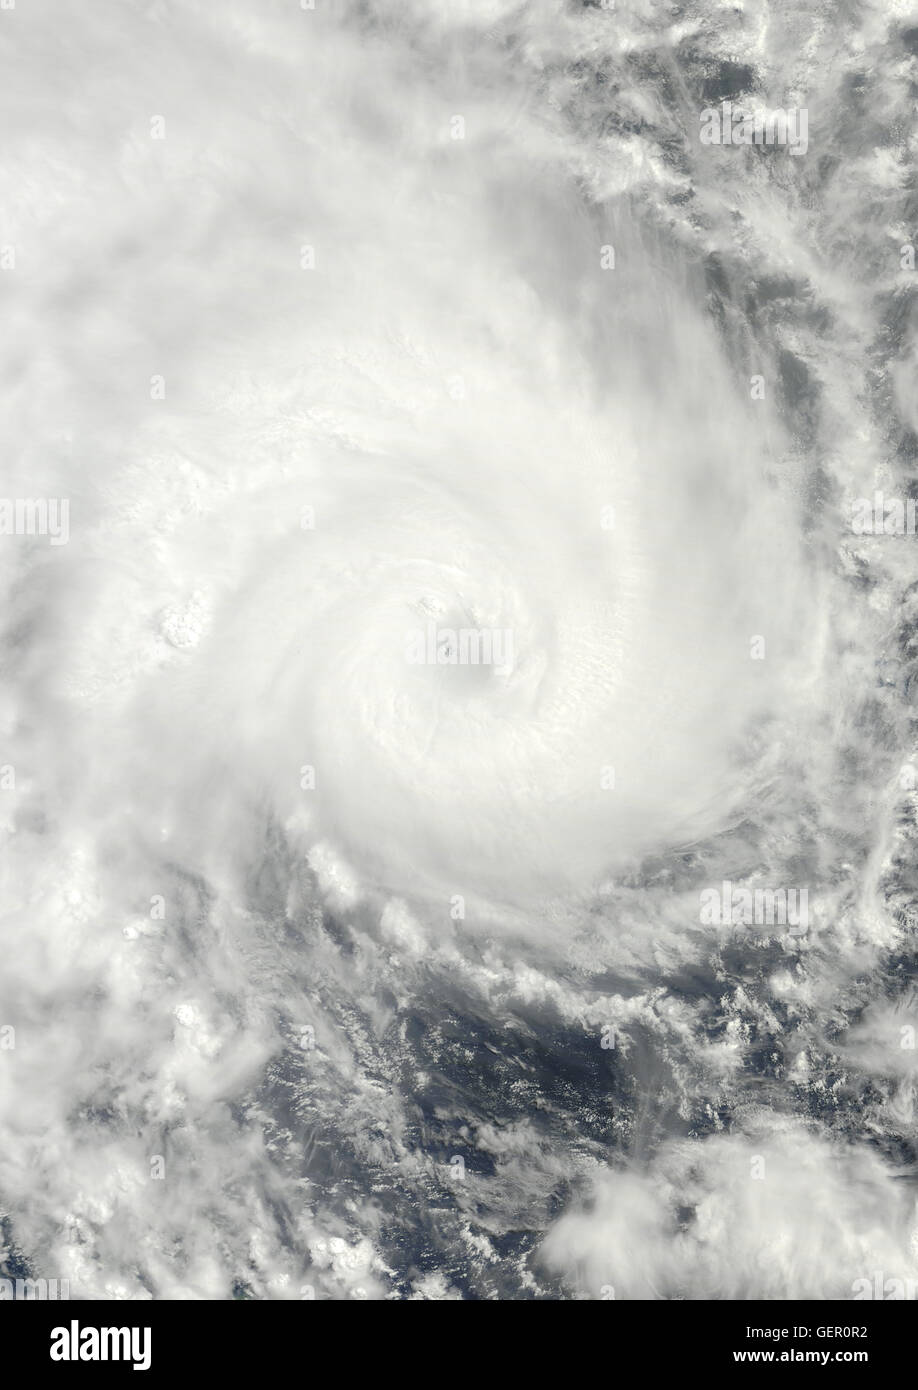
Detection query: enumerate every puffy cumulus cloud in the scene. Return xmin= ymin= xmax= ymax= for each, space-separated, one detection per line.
xmin=540 ymin=1119 xmax=918 ymax=1300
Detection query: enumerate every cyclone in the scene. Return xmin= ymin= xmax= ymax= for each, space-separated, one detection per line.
xmin=137 ymin=123 xmax=814 ymax=920
xmin=1 ymin=0 xmax=916 ymax=1306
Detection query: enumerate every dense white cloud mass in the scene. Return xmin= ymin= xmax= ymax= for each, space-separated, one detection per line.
xmin=0 ymin=0 xmax=917 ymax=1300
xmin=540 ymin=1119 xmax=918 ymax=1300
